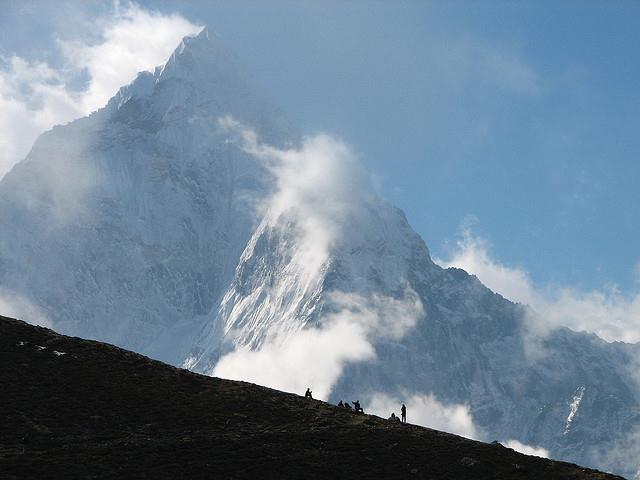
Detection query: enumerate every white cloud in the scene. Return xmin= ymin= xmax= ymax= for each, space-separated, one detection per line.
xmin=436 ymin=228 xmax=536 ymax=306
xmin=481 ymin=48 xmax=541 ymax=96
xmin=212 ymin=123 xmax=424 ymax=400
xmin=60 ymin=3 xmax=201 ymax=114
xmin=0 ymin=2 xmax=200 ymax=178
xmin=0 ymin=289 xmax=52 ymax=328
xmin=366 ymin=392 xmax=478 ymax=439
xmin=437 ymin=227 xmax=640 ymax=344
xmin=504 ymin=439 xmax=549 ymax=458
xmin=429 ymin=27 xmax=541 ymax=99
xmin=213 ymin=313 xmax=374 ymax=400
xmin=589 ymin=426 xmax=640 ymax=479
xmin=213 ymin=290 xmax=423 ymax=400
xmin=0 ymin=56 xmax=83 ymax=178
xmin=220 ymin=117 xmax=375 ymax=284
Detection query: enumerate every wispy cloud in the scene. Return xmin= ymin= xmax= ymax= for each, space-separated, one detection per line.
xmin=589 ymin=426 xmax=640 ymax=479
xmin=212 ymin=121 xmax=424 ymax=399
xmin=220 ymin=116 xmax=374 ymax=284
xmin=0 ymin=2 xmax=200 ymax=178
xmin=436 ymin=33 xmax=541 ymax=97
xmin=213 ymin=290 xmax=423 ymax=400
xmin=437 ymin=226 xmax=640 ymax=344
xmin=366 ymin=392 xmax=554 ymax=456
xmin=0 ymin=56 xmax=83 ymax=179
xmin=59 ymin=3 xmax=201 ymax=114
xmin=366 ymin=392 xmax=478 ymax=439
xmin=0 ymin=288 xmax=52 ymax=328
xmin=504 ymin=439 xmax=549 ymax=458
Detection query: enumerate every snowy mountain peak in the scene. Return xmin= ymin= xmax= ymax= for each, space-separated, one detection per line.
xmin=109 ymin=69 xmax=159 ymax=110
xmin=194 ymin=25 xmax=210 ymax=41
xmin=100 ymin=25 xmax=289 ymax=146
xmin=171 ymin=25 xmax=211 ymax=53
xmin=108 ymin=26 xmax=219 ymax=111
xmin=159 ymin=25 xmax=234 ymax=82
xmin=1 ymin=30 xmax=639 ymax=478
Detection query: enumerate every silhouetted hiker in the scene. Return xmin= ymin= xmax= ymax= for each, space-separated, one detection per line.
xmin=389 ymin=412 xmax=398 ymax=421
xmin=344 ymin=402 xmax=352 ymax=410
xmin=305 ymin=388 xmax=313 ymax=399
xmin=353 ymin=400 xmax=364 ymax=413
xmin=401 ymin=403 xmax=407 ymax=423
xmin=338 ymin=400 xmax=344 ymax=407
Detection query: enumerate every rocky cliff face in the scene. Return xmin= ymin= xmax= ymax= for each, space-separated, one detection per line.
xmin=0 ymin=28 xmax=637 ymax=477
xmin=0 ymin=28 xmax=285 ymax=363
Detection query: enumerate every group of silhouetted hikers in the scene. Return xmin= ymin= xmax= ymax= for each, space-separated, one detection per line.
xmin=304 ymin=388 xmax=406 ymax=423
xmin=389 ymin=403 xmax=407 ymax=423
xmin=336 ymin=399 xmax=364 ymax=413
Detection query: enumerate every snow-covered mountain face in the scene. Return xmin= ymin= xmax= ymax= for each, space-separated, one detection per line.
xmin=0 ymin=29 xmax=288 ymax=362
xmin=1 ymin=28 xmax=638 ymax=477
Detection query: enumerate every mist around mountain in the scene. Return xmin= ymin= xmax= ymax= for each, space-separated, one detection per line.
xmin=0 ymin=28 xmax=638 ymax=478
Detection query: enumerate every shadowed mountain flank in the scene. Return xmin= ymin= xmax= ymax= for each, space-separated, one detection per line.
xmin=0 ymin=315 xmax=622 ymax=480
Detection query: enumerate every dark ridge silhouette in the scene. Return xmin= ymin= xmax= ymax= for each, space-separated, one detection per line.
xmin=0 ymin=315 xmax=623 ymax=479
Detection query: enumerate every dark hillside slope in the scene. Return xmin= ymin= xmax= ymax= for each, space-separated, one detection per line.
xmin=0 ymin=315 xmax=623 ymax=480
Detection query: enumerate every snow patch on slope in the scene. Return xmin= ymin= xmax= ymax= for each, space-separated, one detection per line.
xmin=564 ymin=386 xmax=585 ymax=434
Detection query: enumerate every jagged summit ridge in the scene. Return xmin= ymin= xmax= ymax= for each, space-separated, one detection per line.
xmin=106 ymin=25 xmax=288 ymax=145
xmin=160 ymin=25 xmax=235 ymax=80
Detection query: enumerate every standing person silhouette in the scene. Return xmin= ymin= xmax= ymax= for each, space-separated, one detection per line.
xmin=401 ymin=403 xmax=407 ymax=423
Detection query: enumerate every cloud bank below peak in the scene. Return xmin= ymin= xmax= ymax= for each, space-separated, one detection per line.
xmin=213 ymin=290 xmax=424 ymax=401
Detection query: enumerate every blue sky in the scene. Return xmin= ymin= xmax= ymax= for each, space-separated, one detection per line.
xmin=1 ymin=0 xmax=639 ymax=296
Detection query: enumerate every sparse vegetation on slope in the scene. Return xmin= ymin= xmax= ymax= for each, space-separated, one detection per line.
xmin=0 ymin=315 xmax=623 ymax=479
